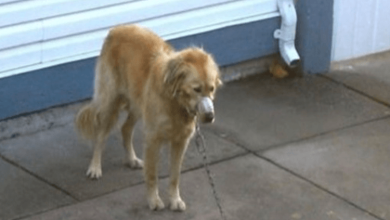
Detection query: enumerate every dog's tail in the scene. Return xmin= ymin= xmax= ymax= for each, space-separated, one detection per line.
xmin=75 ymin=102 xmax=98 ymax=140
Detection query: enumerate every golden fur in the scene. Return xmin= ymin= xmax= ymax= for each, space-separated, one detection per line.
xmin=75 ymin=24 xmax=221 ymax=211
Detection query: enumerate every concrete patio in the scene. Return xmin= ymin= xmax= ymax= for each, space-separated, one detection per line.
xmin=1 ymin=52 xmax=390 ymax=220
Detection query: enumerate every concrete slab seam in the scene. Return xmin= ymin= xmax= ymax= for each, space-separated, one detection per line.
xmin=0 ymin=153 xmax=78 ymax=202
xmin=320 ymin=74 xmax=390 ymax=109
xmin=0 ymin=122 xmax=70 ymax=142
xmin=258 ymin=114 xmax=390 ymax=154
xmin=253 ymin=153 xmax=385 ymax=220
xmin=203 ymin=127 xmax=253 ymax=153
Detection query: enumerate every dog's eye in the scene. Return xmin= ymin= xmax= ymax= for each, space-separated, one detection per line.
xmin=193 ymin=87 xmax=201 ymax=93
xmin=210 ymin=86 xmax=214 ymax=92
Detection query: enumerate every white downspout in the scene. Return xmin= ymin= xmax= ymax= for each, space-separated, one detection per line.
xmin=274 ymin=0 xmax=300 ymax=67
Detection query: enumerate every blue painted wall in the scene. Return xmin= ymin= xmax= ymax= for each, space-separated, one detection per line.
xmin=0 ymin=58 xmax=96 ymax=120
xmin=296 ymin=0 xmax=334 ymax=74
xmin=171 ymin=17 xmax=280 ymax=66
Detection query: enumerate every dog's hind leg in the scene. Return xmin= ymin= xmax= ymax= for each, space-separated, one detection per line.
xmin=168 ymin=139 xmax=189 ymax=211
xmin=86 ymin=96 xmax=121 ymax=179
xmin=85 ymin=57 xmax=123 ymax=179
xmin=121 ymin=112 xmax=143 ymax=169
xmin=86 ymin=131 xmax=106 ymax=179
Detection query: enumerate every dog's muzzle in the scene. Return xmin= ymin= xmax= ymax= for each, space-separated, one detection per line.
xmin=197 ymin=97 xmax=215 ymax=123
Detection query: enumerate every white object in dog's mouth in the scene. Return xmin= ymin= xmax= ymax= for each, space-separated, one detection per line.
xmin=197 ymin=97 xmax=214 ymax=114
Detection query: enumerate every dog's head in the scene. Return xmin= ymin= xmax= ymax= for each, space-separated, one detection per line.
xmin=163 ymin=48 xmax=222 ymax=123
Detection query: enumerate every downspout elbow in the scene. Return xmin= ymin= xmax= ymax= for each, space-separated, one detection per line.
xmin=274 ymin=0 xmax=300 ymax=67
xmin=277 ymin=38 xmax=300 ymax=67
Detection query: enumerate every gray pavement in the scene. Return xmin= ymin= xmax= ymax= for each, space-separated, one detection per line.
xmin=1 ymin=52 xmax=390 ymax=220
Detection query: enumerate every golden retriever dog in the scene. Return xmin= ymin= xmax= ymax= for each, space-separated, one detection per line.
xmin=75 ymin=24 xmax=221 ymax=211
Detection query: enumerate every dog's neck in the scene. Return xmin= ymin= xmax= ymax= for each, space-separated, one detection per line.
xmin=166 ymin=95 xmax=196 ymax=125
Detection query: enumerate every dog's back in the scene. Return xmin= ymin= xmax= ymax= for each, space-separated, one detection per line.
xmin=76 ymin=25 xmax=172 ymax=140
xmin=99 ymin=25 xmax=173 ymax=100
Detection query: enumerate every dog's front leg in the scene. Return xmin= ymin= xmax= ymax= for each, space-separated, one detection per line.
xmin=169 ymin=139 xmax=189 ymax=211
xmin=144 ymin=136 xmax=165 ymax=210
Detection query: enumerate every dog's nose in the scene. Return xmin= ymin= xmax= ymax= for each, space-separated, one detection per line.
xmin=204 ymin=112 xmax=214 ymax=123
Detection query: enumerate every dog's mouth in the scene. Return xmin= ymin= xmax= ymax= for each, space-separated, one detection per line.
xmin=196 ymin=97 xmax=215 ymax=124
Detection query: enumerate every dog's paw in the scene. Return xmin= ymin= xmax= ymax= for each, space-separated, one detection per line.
xmin=169 ymin=197 xmax=186 ymax=211
xmin=86 ymin=165 xmax=102 ymax=179
xmin=148 ymin=195 xmax=165 ymax=211
xmin=127 ymin=157 xmax=144 ymax=169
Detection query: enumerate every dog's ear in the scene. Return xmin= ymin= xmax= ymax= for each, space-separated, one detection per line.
xmin=207 ymin=54 xmax=223 ymax=88
xmin=164 ymin=57 xmax=186 ymax=97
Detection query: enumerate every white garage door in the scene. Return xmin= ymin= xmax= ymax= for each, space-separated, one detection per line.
xmin=0 ymin=0 xmax=279 ymax=78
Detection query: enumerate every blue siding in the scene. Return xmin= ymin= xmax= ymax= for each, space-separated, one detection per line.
xmin=171 ymin=17 xmax=280 ymax=66
xmin=0 ymin=58 xmax=95 ymax=120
